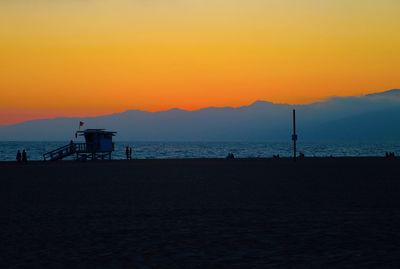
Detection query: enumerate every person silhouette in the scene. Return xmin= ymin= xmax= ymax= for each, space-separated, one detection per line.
xmin=69 ymin=140 xmax=75 ymax=153
xmin=16 ymin=150 xmax=22 ymax=163
xmin=22 ymin=150 xmax=28 ymax=163
xmin=129 ymin=147 xmax=133 ymax=160
xmin=125 ymin=146 xmax=130 ymax=160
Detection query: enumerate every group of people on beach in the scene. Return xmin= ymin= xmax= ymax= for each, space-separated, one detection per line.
xmin=226 ymin=153 xmax=235 ymax=159
xmin=125 ymin=146 xmax=134 ymax=160
xmin=385 ymin=152 xmax=396 ymax=158
xmin=16 ymin=150 xmax=28 ymax=163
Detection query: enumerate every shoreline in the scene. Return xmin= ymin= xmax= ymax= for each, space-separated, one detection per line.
xmin=0 ymin=155 xmax=396 ymax=163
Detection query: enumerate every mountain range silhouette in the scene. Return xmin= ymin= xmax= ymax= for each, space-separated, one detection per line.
xmin=1 ymin=89 xmax=400 ymax=141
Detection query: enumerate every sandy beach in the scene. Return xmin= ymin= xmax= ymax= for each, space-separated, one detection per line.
xmin=1 ymin=158 xmax=400 ymax=268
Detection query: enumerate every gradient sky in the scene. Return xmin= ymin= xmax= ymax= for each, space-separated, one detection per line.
xmin=1 ymin=0 xmax=399 ymax=124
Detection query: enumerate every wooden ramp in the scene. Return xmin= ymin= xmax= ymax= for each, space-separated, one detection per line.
xmin=43 ymin=143 xmax=112 ymax=161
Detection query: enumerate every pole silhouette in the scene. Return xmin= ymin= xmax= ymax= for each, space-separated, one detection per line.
xmin=292 ymin=109 xmax=297 ymax=160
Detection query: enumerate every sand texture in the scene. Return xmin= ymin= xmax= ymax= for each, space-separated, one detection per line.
xmin=1 ymin=158 xmax=400 ymax=268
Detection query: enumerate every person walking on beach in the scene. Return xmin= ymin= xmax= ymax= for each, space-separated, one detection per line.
xmin=69 ymin=140 xmax=75 ymax=153
xmin=22 ymin=149 xmax=28 ymax=163
xmin=129 ymin=147 xmax=133 ymax=160
xmin=126 ymin=146 xmax=130 ymax=160
xmin=16 ymin=150 xmax=22 ymax=163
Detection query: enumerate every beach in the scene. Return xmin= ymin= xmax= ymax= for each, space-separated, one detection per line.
xmin=1 ymin=158 xmax=400 ymax=268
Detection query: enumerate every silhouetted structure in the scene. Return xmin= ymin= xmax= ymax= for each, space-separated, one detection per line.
xmin=292 ymin=109 xmax=298 ymax=160
xmin=43 ymin=129 xmax=117 ymax=161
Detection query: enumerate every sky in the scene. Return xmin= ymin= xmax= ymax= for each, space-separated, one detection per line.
xmin=0 ymin=0 xmax=399 ymax=124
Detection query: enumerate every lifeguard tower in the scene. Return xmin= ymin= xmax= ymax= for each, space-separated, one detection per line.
xmin=43 ymin=129 xmax=117 ymax=161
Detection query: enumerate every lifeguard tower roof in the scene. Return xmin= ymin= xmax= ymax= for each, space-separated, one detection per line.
xmin=76 ymin=129 xmax=116 ymax=136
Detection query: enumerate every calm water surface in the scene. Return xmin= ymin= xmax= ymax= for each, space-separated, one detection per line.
xmin=0 ymin=141 xmax=399 ymax=161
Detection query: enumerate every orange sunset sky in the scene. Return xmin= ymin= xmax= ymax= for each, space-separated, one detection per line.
xmin=0 ymin=0 xmax=399 ymax=124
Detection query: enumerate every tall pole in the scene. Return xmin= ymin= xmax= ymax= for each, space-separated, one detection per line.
xmin=292 ymin=109 xmax=297 ymax=160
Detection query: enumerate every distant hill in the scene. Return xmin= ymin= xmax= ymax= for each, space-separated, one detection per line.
xmin=1 ymin=89 xmax=400 ymax=141
xmin=366 ymin=89 xmax=400 ymax=98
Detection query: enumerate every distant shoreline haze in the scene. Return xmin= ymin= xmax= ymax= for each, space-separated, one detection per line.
xmin=1 ymin=89 xmax=400 ymax=141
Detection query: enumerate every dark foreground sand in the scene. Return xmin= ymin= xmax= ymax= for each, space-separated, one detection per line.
xmin=1 ymin=158 xmax=400 ymax=268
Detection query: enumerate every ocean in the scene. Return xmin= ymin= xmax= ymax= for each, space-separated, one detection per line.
xmin=1 ymin=141 xmax=399 ymax=161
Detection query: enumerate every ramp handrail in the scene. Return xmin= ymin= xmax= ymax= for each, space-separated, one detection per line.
xmin=43 ymin=143 xmax=87 ymax=161
xmin=43 ymin=144 xmax=69 ymax=160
